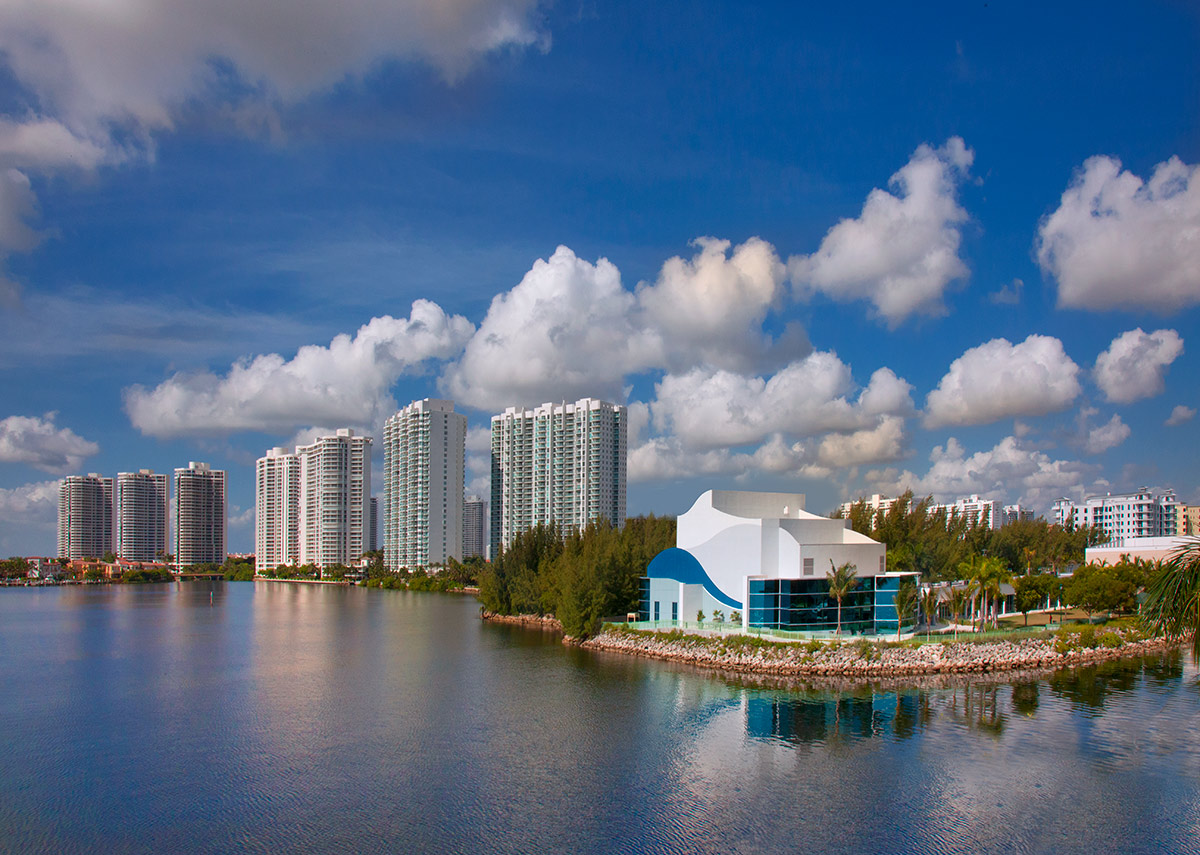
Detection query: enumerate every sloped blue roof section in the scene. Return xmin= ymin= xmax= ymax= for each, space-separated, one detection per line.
xmin=646 ymin=547 xmax=741 ymax=609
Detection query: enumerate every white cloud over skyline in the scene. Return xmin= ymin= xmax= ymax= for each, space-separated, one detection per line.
xmin=0 ymin=414 xmax=99 ymax=474
xmin=789 ymin=137 xmax=973 ymax=324
xmin=1093 ymin=328 xmax=1184 ymax=404
xmin=865 ymin=436 xmax=1098 ymax=511
xmin=124 ymin=300 xmax=473 ymax=438
xmin=1038 ymin=155 xmax=1200 ymax=312
xmin=923 ymin=335 xmax=1082 ymax=428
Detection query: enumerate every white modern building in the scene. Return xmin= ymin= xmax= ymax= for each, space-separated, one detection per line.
xmin=841 ymin=493 xmax=1030 ymax=531
xmin=1054 ymin=489 xmax=1180 ymax=546
xmin=255 ymin=447 xmax=301 ymax=572
xmin=174 ymin=462 xmax=226 ymax=567
xmin=1003 ymin=504 xmax=1035 ymax=526
xmin=837 ymin=493 xmax=898 ymax=518
xmin=643 ymin=490 xmax=913 ymax=635
xmin=1086 ymin=536 xmax=1194 ymax=566
xmin=463 ymin=495 xmax=486 ymax=559
xmin=116 ymin=469 xmax=168 ymax=562
xmin=490 ymin=398 xmax=627 ymax=556
xmin=368 ymin=497 xmax=378 ymax=553
xmin=383 ymin=399 xmax=466 ymax=570
xmin=297 ymin=429 xmax=372 ymax=570
xmin=946 ymin=495 xmax=1003 ymax=530
xmin=58 ymin=474 xmax=114 ymax=560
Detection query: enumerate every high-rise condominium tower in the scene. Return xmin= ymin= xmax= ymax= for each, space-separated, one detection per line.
xmin=117 ymin=469 xmax=168 ymax=561
xmin=384 ymin=398 xmax=466 ymax=570
xmin=297 ymin=429 xmax=372 ymax=568
xmin=490 ymin=398 xmax=626 ymax=557
xmin=174 ymin=462 xmax=226 ymax=567
xmin=255 ymin=447 xmax=301 ymax=571
xmin=59 ymin=474 xmax=114 ymax=559
xmin=463 ymin=495 xmax=486 ymax=559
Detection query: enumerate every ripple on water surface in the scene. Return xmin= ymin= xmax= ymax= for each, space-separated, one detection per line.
xmin=0 ymin=584 xmax=1197 ymax=855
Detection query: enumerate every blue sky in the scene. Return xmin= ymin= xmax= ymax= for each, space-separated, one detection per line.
xmin=1 ymin=1 xmax=1198 ymax=555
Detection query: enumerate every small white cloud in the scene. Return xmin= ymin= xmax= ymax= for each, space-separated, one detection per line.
xmin=1093 ymin=328 xmax=1183 ymax=404
xmin=1082 ymin=414 xmax=1131 ymax=455
xmin=0 ymin=413 xmax=99 ymax=473
xmin=790 ymin=137 xmax=974 ymax=324
xmin=988 ymin=278 xmax=1023 ymax=306
xmin=125 ymin=300 xmax=473 ymax=438
xmin=1166 ymin=405 xmax=1195 ymax=427
xmin=924 ymin=334 xmax=1082 ymax=428
xmin=1038 ymin=154 xmax=1200 ymax=312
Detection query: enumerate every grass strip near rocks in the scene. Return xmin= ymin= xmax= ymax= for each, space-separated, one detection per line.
xmin=586 ymin=621 xmax=1172 ymax=678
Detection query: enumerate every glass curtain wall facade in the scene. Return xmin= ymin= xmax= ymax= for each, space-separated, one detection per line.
xmin=174 ymin=462 xmax=226 ymax=567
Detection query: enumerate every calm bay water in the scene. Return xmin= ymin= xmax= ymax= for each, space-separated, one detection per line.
xmin=1 ymin=582 xmax=1197 ymax=855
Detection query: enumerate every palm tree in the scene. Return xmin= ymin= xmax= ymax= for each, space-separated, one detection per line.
xmin=826 ymin=560 xmax=860 ymax=636
xmin=957 ymin=555 xmax=983 ymax=631
xmin=893 ymin=579 xmax=919 ymax=641
xmin=947 ymin=587 xmax=968 ymax=641
xmin=980 ymin=556 xmax=1012 ymax=630
xmin=1142 ymin=536 xmax=1200 ymax=653
xmin=964 ymin=579 xmax=982 ymax=633
xmin=921 ymin=587 xmax=940 ymax=639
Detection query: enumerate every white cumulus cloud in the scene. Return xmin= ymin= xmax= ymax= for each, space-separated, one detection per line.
xmin=0 ymin=414 xmax=99 ymax=473
xmin=1038 ymin=154 xmax=1200 ymax=312
xmin=865 ymin=436 xmax=1098 ymax=512
xmin=817 ymin=416 xmax=907 ymax=469
xmin=1093 ymin=328 xmax=1183 ymax=404
xmin=650 ymin=356 xmax=914 ymax=451
xmin=1082 ymin=414 xmax=1131 ymax=455
xmin=0 ymin=480 xmax=61 ymax=548
xmin=124 ymin=300 xmax=473 ymax=438
xmin=1166 ymin=405 xmax=1195 ymax=427
xmin=790 ymin=137 xmax=974 ymax=324
xmin=440 ymin=246 xmax=659 ymax=411
xmin=636 ymin=236 xmax=794 ymax=372
xmin=924 ymin=334 xmax=1082 ymax=428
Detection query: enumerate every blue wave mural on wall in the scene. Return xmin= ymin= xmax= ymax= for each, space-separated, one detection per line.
xmin=646 ymin=548 xmax=742 ymax=609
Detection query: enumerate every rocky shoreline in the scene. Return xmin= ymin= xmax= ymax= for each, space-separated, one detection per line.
xmin=480 ymin=611 xmax=565 ymax=631
xmin=579 ymin=625 xmax=1180 ymax=679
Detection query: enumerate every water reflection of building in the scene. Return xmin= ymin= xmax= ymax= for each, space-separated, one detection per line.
xmin=746 ymin=692 xmax=924 ymax=744
xmin=641 ymin=490 xmax=917 ymax=635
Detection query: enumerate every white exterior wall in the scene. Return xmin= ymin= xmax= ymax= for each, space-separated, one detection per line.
xmin=58 ymin=474 xmax=114 ymax=559
xmin=384 ymin=398 xmax=466 ymax=570
xmin=297 ymin=429 xmax=372 ymax=570
xmin=174 ymin=461 xmax=226 ymax=567
xmin=256 ymin=447 xmax=300 ymax=570
xmin=677 ymin=490 xmax=885 ymax=606
xmin=1055 ymin=489 xmax=1180 ymax=546
xmin=116 ymin=470 xmax=168 ymax=562
xmin=490 ymin=397 xmax=626 ymax=555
